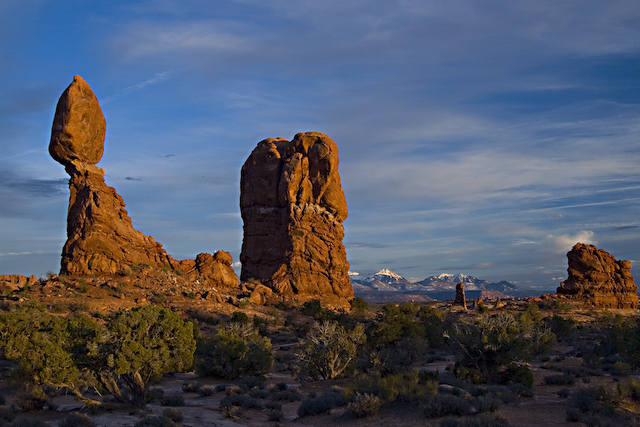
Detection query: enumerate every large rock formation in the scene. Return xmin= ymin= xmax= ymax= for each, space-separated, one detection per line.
xmin=240 ymin=132 xmax=353 ymax=305
xmin=49 ymin=76 xmax=237 ymax=288
xmin=557 ymin=243 xmax=638 ymax=309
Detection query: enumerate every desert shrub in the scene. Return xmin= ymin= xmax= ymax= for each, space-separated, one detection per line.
xmin=593 ymin=317 xmax=640 ymax=369
xmin=350 ymin=297 xmax=369 ymax=313
xmin=296 ymin=320 xmax=365 ymax=380
xmin=162 ymin=394 xmax=185 ymax=407
xmin=545 ymin=315 xmax=575 ymax=340
xmin=96 ymin=306 xmax=196 ymax=407
xmin=11 ymin=419 xmax=48 ymax=427
xmin=0 ymin=407 xmax=14 ymax=423
xmin=451 ymin=312 xmax=555 ymax=385
xmin=162 ymin=408 xmax=183 ymax=423
xmin=473 ymin=395 xmax=501 ymax=413
xmin=230 ymin=311 xmax=249 ymax=324
xmin=366 ymin=303 xmax=443 ymax=373
xmin=181 ymin=381 xmax=201 ymax=393
xmin=196 ymin=323 xmax=273 ymax=379
xmin=0 ymin=305 xmax=195 ymax=408
xmin=566 ymin=385 xmax=620 ymax=421
xmin=59 ymin=412 xmax=95 ymax=427
xmin=297 ymin=389 xmax=348 ymax=417
xmin=440 ymin=413 xmax=511 ymax=427
xmin=236 ymin=375 xmax=266 ymax=390
xmin=134 ymin=416 xmax=178 ymax=427
xmin=267 ymin=409 xmax=284 ymax=421
xmin=544 ymin=374 xmax=576 ymax=386
xmin=146 ymin=388 xmax=164 ymax=402
xmin=610 ymin=361 xmax=632 ymax=376
xmin=499 ymin=362 xmax=533 ymax=388
xmin=248 ymin=389 xmax=269 ymax=399
xmin=220 ymin=394 xmax=264 ymax=410
xmin=352 ymin=369 xmax=438 ymax=405
xmin=270 ymin=388 xmax=302 ymax=402
xmin=424 ymin=394 xmax=472 ymax=418
xmin=347 ymin=393 xmax=382 ymax=417
xmin=265 ymin=401 xmax=282 ymax=410
xmin=301 ymin=300 xmax=335 ymax=321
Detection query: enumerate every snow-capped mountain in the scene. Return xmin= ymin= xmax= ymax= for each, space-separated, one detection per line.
xmin=416 ymin=273 xmax=520 ymax=293
xmin=351 ymin=269 xmax=523 ymax=300
xmin=352 ymin=268 xmax=415 ymax=291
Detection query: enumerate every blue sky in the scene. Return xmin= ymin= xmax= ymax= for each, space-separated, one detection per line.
xmin=1 ymin=0 xmax=639 ymax=291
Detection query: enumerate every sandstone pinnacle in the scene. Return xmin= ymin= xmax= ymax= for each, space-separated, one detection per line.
xmin=240 ymin=132 xmax=353 ymax=307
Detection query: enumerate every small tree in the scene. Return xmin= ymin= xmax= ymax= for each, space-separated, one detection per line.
xmin=196 ymin=322 xmax=273 ymax=379
xmin=0 ymin=305 xmax=196 ymax=408
xmin=451 ymin=312 xmax=555 ymax=385
xmin=296 ymin=320 xmax=365 ymax=380
xmin=95 ymin=305 xmax=196 ymax=407
xmin=0 ymin=306 xmax=101 ymax=405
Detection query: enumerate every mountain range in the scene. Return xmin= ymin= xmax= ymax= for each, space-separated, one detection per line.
xmin=350 ymin=269 xmax=536 ymax=302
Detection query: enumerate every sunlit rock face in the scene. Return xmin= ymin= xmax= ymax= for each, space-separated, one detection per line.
xmin=240 ymin=132 xmax=353 ymax=306
xmin=557 ymin=243 xmax=638 ymax=309
xmin=49 ymin=76 xmax=238 ymax=289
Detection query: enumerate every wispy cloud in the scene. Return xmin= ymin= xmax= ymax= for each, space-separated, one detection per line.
xmin=103 ymin=71 xmax=172 ymax=103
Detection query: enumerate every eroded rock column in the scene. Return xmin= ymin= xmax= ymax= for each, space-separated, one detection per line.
xmin=240 ymin=132 xmax=353 ymax=305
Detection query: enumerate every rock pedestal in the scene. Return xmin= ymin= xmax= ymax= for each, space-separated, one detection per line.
xmin=454 ymin=283 xmax=467 ymax=309
xmin=240 ymin=132 xmax=353 ymax=305
xmin=557 ymin=243 xmax=637 ymax=309
xmin=49 ymin=76 xmax=238 ymax=289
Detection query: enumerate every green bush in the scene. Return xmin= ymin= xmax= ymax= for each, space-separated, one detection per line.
xmin=220 ymin=394 xmax=264 ymax=410
xmin=196 ymin=323 xmax=273 ymax=379
xmin=296 ymin=321 xmax=365 ymax=380
xmin=230 ymin=311 xmax=249 ymax=324
xmin=134 ymin=416 xmax=178 ymax=427
xmin=59 ymin=413 xmax=95 ymax=427
xmin=544 ymin=374 xmax=576 ymax=386
xmin=366 ymin=303 xmax=443 ymax=373
xmin=297 ymin=389 xmax=348 ymax=417
xmin=451 ymin=312 xmax=555 ymax=385
xmin=162 ymin=408 xmax=183 ymax=423
xmin=0 ymin=305 xmax=196 ymax=408
xmin=424 ymin=394 xmax=472 ymax=418
xmin=350 ymin=297 xmax=369 ymax=313
xmin=347 ymin=393 xmax=382 ymax=418
xmin=162 ymin=394 xmax=185 ymax=407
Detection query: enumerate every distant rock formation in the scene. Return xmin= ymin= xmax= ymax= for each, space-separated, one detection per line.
xmin=557 ymin=243 xmax=637 ymax=309
xmin=0 ymin=274 xmax=37 ymax=292
xmin=240 ymin=132 xmax=353 ymax=305
xmin=49 ymin=76 xmax=238 ymax=288
xmin=454 ymin=283 xmax=467 ymax=309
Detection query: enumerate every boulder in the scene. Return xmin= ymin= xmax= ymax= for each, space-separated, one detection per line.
xmin=240 ymin=132 xmax=352 ymax=305
xmin=557 ymin=243 xmax=638 ymax=309
xmin=249 ymin=284 xmax=274 ymax=305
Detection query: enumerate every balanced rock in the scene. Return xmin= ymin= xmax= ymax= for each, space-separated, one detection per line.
xmin=49 ymin=76 xmax=238 ymax=289
xmin=557 ymin=243 xmax=637 ymax=309
xmin=240 ymin=132 xmax=353 ymax=305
